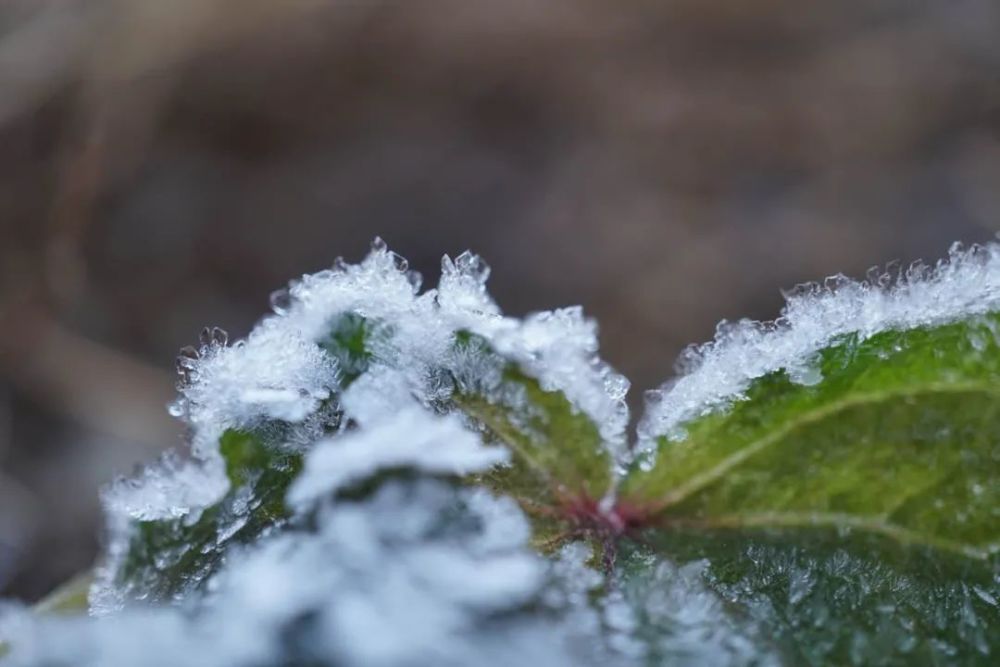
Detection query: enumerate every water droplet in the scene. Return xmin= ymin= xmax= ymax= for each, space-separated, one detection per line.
xmin=455 ymin=251 xmax=490 ymax=282
xmin=370 ymin=236 xmax=388 ymax=253
xmin=269 ymin=288 xmax=292 ymax=315
xmin=973 ymin=585 xmax=997 ymax=607
xmin=175 ymin=346 xmax=199 ymax=384
xmin=388 ymin=251 xmax=408 ymax=272
xmin=178 ymin=345 xmax=199 ymax=360
xmin=637 ymin=450 xmax=656 ymax=472
xmin=211 ymin=327 xmax=228 ymax=346
xmin=406 ymin=269 xmax=423 ymax=291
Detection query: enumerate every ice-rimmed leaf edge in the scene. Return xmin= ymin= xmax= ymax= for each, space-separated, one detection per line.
xmin=91 ymin=239 xmax=630 ymax=610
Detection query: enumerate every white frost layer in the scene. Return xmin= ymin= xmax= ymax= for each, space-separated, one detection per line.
xmin=287 ymin=404 xmax=508 ymax=510
xmin=100 ymin=451 xmax=227 ymax=523
xmin=1 ymin=479 xmax=584 ymax=667
xmin=173 ymin=238 xmax=629 ymax=465
xmin=87 ymin=239 xmax=631 ymax=623
xmin=90 ymin=452 xmax=231 ymax=615
xmin=177 ymin=325 xmax=338 ymax=458
xmin=93 ymin=238 xmax=629 ymax=602
xmin=639 ymin=242 xmax=1000 ymax=447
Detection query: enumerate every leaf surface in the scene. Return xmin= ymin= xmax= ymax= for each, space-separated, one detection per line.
xmin=623 ymin=316 xmax=1000 ymax=558
xmin=447 ymin=331 xmax=614 ymax=505
xmin=619 ymin=531 xmax=1000 ymax=666
xmin=116 ymin=426 xmax=304 ymax=600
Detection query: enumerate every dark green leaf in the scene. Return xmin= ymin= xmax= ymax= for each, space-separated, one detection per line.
xmin=322 ymin=319 xmax=615 ymax=505
xmin=116 ymin=426 xmax=303 ymax=600
xmin=449 ymin=331 xmax=614 ymax=505
xmin=619 ymin=530 xmax=1000 ymax=666
xmin=318 ymin=312 xmax=385 ymax=386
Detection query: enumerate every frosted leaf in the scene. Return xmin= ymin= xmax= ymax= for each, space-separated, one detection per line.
xmin=460 ymin=488 xmax=534 ymax=554
xmin=276 ymin=241 xmax=423 ymax=344
xmin=539 ymin=542 xmax=780 ymax=666
xmin=88 ymin=452 xmax=230 ymax=614
xmin=176 ymin=324 xmax=338 ymax=457
xmin=668 ymin=536 xmax=1000 ymax=664
xmin=8 ymin=238 xmax=1000 ymax=666
xmin=162 ymin=238 xmax=629 ymax=486
xmin=484 ymin=307 xmax=631 ymax=459
xmin=3 ymin=480 xmax=589 ymax=666
xmin=296 ymin=243 xmax=627 ymax=460
xmin=100 ymin=451 xmax=226 ymax=523
xmin=639 ymin=242 xmax=1000 ymax=449
xmin=83 ymin=238 xmax=633 ymax=623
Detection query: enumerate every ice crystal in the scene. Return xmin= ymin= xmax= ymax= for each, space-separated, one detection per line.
xmin=638 ymin=242 xmax=1000 ymax=447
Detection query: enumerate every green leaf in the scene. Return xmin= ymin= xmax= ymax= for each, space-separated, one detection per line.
xmin=618 ymin=531 xmax=1000 ymax=665
xmin=448 ymin=331 xmax=614 ymax=504
xmin=622 ymin=315 xmax=1000 ymax=559
xmin=318 ymin=312 xmax=385 ymax=386
xmin=322 ymin=319 xmax=615 ymax=505
xmin=116 ymin=426 xmax=303 ymax=600
xmin=113 ymin=312 xmax=614 ymax=601
xmin=31 ymin=571 xmax=93 ymax=615
xmin=111 ymin=313 xmax=380 ymax=600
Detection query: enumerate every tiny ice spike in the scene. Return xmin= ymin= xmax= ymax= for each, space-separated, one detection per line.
xmin=3 ymin=238 xmax=1000 ymax=667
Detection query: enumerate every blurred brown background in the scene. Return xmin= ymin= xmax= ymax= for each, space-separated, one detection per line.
xmin=0 ymin=0 xmax=998 ymax=601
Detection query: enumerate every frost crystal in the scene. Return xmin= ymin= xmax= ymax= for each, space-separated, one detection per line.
xmin=638 ymin=242 xmax=1000 ymax=448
